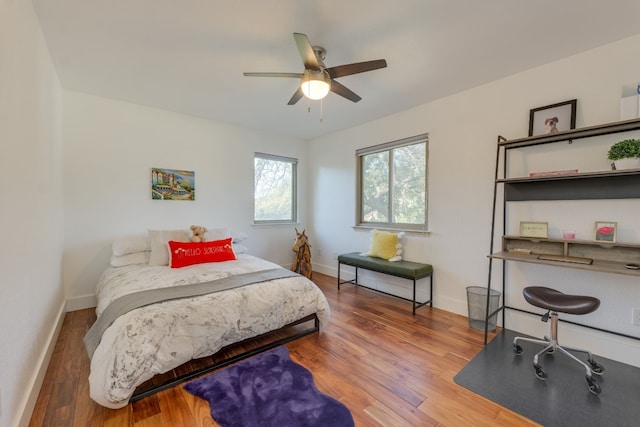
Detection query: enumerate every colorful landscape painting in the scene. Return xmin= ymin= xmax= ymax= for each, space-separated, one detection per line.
xmin=151 ymin=168 xmax=195 ymax=200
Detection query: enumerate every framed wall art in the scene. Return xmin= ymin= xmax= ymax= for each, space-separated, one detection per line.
xmin=528 ymin=99 xmax=577 ymax=136
xmin=151 ymin=167 xmax=195 ymax=200
xmin=519 ymin=221 xmax=548 ymax=239
xmin=594 ymin=221 xmax=617 ymax=243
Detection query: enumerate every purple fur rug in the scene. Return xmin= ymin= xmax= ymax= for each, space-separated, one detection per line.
xmin=184 ymin=346 xmax=354 ymax=427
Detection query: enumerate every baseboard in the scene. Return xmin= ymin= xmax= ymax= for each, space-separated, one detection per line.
xmin=436 ymin=294 xmax=468 ymax=317
xmin=312 ymin=263 xmax=335 ymax=277
xmin=66 ymin=293 xmax=97 ymax=311
xmin=16 ymin=301 xmax=66 ymax=427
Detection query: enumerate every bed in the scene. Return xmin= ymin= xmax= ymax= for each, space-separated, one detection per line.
xmin=83 ymin=230 xmax=330 ymax=409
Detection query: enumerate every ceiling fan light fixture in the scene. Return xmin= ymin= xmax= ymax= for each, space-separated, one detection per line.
xmin=300 ymin=70 xmax=331 ymax=100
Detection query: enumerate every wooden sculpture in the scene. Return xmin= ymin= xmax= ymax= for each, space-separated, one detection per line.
xmin=291 ymin=228 xmax=312 ymax=279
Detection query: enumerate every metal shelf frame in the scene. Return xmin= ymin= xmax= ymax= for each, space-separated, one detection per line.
xmin=484 ymin=118 xmax=640 ymax=344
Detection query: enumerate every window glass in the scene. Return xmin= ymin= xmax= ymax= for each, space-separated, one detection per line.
xmin=362 ymin=151 xmax=389 ymax=222
xmin=254 ymin=153 xmax=297 ymax=223
xmin=357 ymin=134 xmax=427 ymax=230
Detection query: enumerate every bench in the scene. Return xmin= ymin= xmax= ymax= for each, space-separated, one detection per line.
xmin=337 ymin=252 xmax=433 ymax=314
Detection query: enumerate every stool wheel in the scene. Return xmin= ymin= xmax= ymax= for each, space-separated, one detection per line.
xmin=513 ymin=344 xmax=523 ymax=355
xmin=586 ymin=376 xmax=601 ymax=395
xmin=590 ymin=361 xmax=605 ymax=376
xmin=534 ymin=364 xmax=547 ymax=380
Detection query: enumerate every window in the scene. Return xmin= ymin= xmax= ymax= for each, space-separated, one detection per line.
xmin=356 ymin=134 xmax=428 ymax=231
xmin=254 ymin=153 xmax=298 ymax=223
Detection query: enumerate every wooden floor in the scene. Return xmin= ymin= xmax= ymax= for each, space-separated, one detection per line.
xmin=29 ymin=272 xmax=540 ymax=426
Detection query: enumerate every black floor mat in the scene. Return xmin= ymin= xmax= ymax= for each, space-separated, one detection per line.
xmin=454 ymin=329 xmax=640 ymax=427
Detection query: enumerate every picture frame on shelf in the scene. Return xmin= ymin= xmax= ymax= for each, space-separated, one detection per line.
xmin=528 ymin=99 xmax=577 ymax=136
xmin=519 ymin=221 xmax=548 ymax=239
xmin=594 ymin=221 xmax=617 ymax=243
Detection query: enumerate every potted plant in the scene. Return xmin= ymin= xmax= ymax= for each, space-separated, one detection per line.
xmin=607 ymin=138 xmax=640 ymax=170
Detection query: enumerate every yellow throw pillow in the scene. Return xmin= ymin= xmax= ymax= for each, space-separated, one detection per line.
xmin=361 ymin=229 xmax=405 ymax=261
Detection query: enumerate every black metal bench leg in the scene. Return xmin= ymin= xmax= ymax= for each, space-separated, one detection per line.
xmin=412 ymin=278 xmax=417 ymax=315
xmin=430 ymin=274 xmax=433 ymax=307
xmin=338 ymin=263 xmax=359 ymax=290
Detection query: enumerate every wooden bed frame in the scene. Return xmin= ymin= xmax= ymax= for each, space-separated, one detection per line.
xmin=130 ymin=313 xmax=320 ymax=401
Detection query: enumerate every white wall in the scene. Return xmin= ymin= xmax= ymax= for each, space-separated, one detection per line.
xmin=0 ymin=2 xmax=64 ymax=427
xmin=62 ymin=92 xmax=308 ymax=305
xmin=308 ymin=34 xmax=640 ymax=367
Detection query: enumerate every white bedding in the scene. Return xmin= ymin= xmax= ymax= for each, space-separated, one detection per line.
xmin=88 ymin=254 xmax=330 ymax=408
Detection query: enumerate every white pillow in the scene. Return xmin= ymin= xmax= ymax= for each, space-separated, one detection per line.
xmin=232 ymin=244 xmax=249 ymax=254
xmin=231 ymin=231 xmax=248 ymax=243
xmin=110 ymin=251 xmax=150 ymax=267
xmin=204 ymin=227 xmax=231 ymax=241
xmin=112 ymin=235 xmax=150 ymax=256
xmin=148 ymin=229 xmax=189 ymax=265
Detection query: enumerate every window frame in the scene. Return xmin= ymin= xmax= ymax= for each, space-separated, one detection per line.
xmin=253 ymin=152 xmax=298 ymax=224
xmin=356 ymin=133 xmax=428 ymax=232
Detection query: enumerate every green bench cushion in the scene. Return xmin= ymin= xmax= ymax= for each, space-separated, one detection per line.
xmin=338 ymin=252 xmax=433 ymax=280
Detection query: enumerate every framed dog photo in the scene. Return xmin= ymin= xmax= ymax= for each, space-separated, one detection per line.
xmin=594 ymin=221 xmax=617 ymax=243
xmin=528 ymin=99 xmax=577 ymax=136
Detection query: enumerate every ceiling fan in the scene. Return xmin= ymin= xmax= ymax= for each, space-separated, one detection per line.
xmin=243 ymin=33 xmax=387 ymax=105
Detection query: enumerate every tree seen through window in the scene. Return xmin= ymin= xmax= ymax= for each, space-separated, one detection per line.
xmin=254 ymin=153 xmax=297 ymax=222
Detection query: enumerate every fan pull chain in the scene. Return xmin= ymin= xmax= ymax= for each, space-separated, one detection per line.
xmin=304 ymin=98 xmax=324 ymax=123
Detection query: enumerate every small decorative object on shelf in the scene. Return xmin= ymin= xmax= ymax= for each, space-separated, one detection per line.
xmin=594 ymin=221 xmax=617 ymax=243
xmin=519 ymin=221 xmax=548 ymax=239
xmin=508 ymin=248 xmax=532 ymax=255
xmin=528 ymin=99 xmax=577 ymax=136
xmin=620 ymin=84 xmax=640 ymax=120
xmin=563 ymin=230 xmax=576 ymax=240
xmin=607 ymin=138 xmax=640 ymax=170
xmin=529 ymin=169 xmax=578 ymax=177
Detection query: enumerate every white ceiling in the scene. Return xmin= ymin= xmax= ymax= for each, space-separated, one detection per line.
xmin=33 ymin=0 xmax=640 ymax=140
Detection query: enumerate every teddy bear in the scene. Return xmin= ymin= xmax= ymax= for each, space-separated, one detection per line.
xmin=190 ymin=224 xmax=207 ymax=243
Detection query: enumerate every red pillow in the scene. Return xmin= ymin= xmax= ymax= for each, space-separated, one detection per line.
xmin=168 ymin=238 xmax=236 ymax=268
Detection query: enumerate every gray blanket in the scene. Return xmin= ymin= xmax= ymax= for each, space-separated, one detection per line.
xmin=83 ymin=268 xmax=300 ymax=358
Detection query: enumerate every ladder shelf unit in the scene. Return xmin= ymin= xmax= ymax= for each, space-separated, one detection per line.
xmin=485 ymin=118 xmax=640 ymax=344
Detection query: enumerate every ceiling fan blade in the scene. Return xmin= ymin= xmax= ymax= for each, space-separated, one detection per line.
xmin=287 ymin=87 xmax=304 ymax=105
xmin=327 ymin=59 xmax=387 ymax=79
xmin=329 ymin=80 xmax=361 ymax=103
xmin=293 ymin=33 xmax=320 ymax=71
xmin=243 ymin=72 xmax=303 ymax=78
